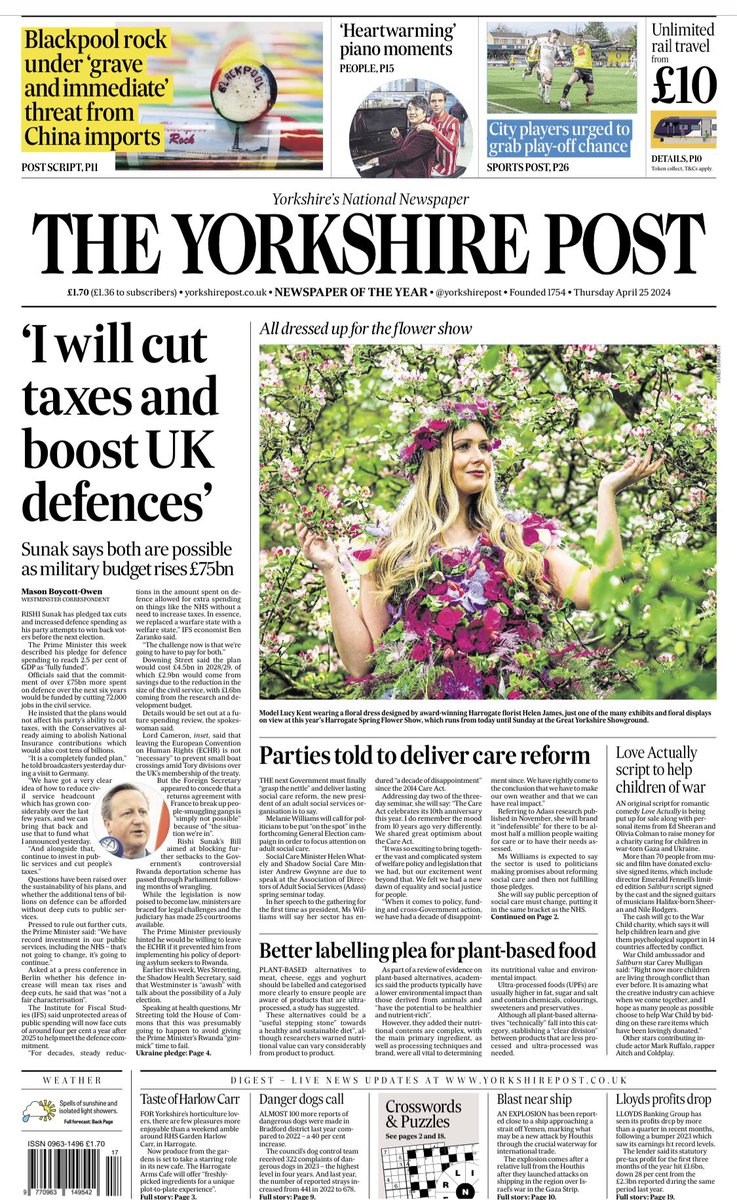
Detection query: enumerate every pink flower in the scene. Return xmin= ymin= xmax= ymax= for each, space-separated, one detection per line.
xmin=454 ymin=626 xmax=476 ymax=654
xmin=521 ymin=515 xmax=559 ymax=547
xmin=433 ymin=606 xmax=465 ymax=641
xmin=405 ymin=607 xmax=433 ymax=636
xmin=474 ymin=627 xmax=492 ymax=653
xmin=483 ymin=608 xmax=503 ymax=640
xmin=483 ymin=577 xmax=506 ymax=602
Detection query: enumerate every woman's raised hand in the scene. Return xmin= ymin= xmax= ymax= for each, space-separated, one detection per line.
xmin=599 ymin=445 xmax=666 ymax=495
xmin=296 ymin=523 xmax=340 ymax=572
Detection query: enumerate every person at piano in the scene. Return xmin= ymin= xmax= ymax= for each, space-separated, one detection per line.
xmin=358 ymin=94 xmax=436 ymax=179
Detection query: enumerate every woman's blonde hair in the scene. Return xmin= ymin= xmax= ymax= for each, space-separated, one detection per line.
xmin=373 ymin=424 xmax=549 ymax=604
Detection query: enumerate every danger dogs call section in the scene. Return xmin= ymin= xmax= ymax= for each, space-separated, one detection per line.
xmin=21 ymin=26 xmax=172 ymax=152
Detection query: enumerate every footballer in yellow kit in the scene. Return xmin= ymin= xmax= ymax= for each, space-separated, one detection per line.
xmin=561 ymin=38 xmax=596 ymax=105
xmin=523 ymin=40 xmax=540 ymax=79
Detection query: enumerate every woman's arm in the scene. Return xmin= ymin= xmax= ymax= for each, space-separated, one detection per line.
xmin=545 ymin=447 xmax=665 ymax=610
xmin=357 ymin=570 xmax=392 ymax=643
xmin=296 ymin=524 xmax=388 ymax=678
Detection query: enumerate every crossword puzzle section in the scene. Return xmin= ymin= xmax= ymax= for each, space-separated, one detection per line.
xmin=382 ymin=1142 xmax=479 ymax=1199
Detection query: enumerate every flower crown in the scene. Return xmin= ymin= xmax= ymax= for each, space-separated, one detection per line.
xmin=398 ymin=397 xmax=501 ymax=479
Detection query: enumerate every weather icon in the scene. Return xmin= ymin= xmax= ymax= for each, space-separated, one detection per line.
xmin=23 ymin=1099 xmax=56 ymax=1123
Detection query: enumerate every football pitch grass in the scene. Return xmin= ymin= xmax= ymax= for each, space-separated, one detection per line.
xmin=488 ymin=66 xmax=637 ymax=115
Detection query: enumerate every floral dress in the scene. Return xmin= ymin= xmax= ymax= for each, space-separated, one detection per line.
xmin=351 ymin=514 xmax=610 ymax=700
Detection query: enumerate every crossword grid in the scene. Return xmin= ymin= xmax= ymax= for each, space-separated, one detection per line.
xmin=382 ymin=1142 xmax=479 ymax=1199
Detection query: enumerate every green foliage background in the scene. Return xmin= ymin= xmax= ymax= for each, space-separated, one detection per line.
xmin=259 ymin=343 xmax=716 ymax=700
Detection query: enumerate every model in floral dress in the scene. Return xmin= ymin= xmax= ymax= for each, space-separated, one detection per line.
xmin=350 ymin=514 xmax=595 ymax=699
xmin=297 ymin=398 xmax=664 ymax=701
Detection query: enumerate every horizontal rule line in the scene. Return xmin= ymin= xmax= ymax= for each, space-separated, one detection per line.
xmin=139 ymin=1067 xmax=717 ymax=1074
xmin=22 ymin=11 xmax=719 ymax=16
xmin=128 ymin=1085 xmax=718 ymax=1091
xmin=21 ymin=305 xmax=718 ymax=310
xmin=18 ymin=177 xmax=720 ymax=183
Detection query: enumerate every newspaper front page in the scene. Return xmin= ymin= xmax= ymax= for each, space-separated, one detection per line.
xmin=5 ymin=5 xmax=733 ymax=1199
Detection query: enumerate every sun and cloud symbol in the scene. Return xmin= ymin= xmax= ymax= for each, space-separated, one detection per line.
xmin=23 ymin=1099 xmax=56 ymax=1123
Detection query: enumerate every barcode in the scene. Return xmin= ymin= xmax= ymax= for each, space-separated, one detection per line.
xmin=106 ymin=1155 xmax=123 ymax=1197
xmin=26 ymin=1148 xmax=122 ymax=1196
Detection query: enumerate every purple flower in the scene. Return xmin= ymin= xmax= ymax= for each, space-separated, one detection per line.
xmin=437 ymin=658 xmax=485 ymax=699
xmin=461 ymin=573 xmax=489 ymax=613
